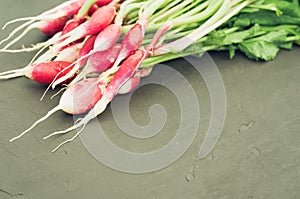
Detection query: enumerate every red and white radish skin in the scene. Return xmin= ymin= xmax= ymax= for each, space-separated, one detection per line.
xmin=51 ymin=34 xmax=97 ymax=88
xmin=93 ymin=24 xmax=122 ymax=51
xmin=31 ymin=16 xmax=85 ymax=66
xmin=38 ymin=16 xmax=71 ymax=35
xmin=0 ymin=0 xmax=87 ymax=50
xmin=117 ymin=74 xmax=140 ymax=94
xmin=53 ymin=5 xmax=116 ymax=51
xmin=51 ymin=23 xmax=122 ymax=88
xmin=69 ymin=44 xmax=121 ymax=86
xmin=118 ymin=66 xmax=153 ymax=94
xmin=100 ymin=19 xmax=148 ymax=80
xmin=9 ymin=77 xmax=106 ymax=142
xmin=96 ymin=0 xmax=114 ymax=6
xmin=54 ymin=43 xmax=83 ymax=63
xmin=48 ymin=49 xmax=149 ymax=152
xmin=0 ymin=61 xmax=76 ymax=85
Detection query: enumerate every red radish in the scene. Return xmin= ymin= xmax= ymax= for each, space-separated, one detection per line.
xmin=136 ymin=67 xmax=153 ymax=77
xmin=28 ymin=17 xmax=85 ymax=69
xmin=105 ymin=50 xmax=149 ymax=98
xmin=32 ymin=17 xmax=85 ymax=66
xmin=118 ymin=74 xmax=140 ymax=94
xmin=88 ymin=44 xmax=122 ymax=72
xmin=1 ymin=0 xmax=85 ymax=29
xmin=99 ymin=20 xmax=147 ymax=80
xmin=0 ymin=17 xmax=69 ymax=51
xmin=0 ymin=61 xmax=75 ymax=85
xmin=48 ymin=49 xmax=149 ymax=152
xmin=51 ymin=23 xmax=122 ymax=88
xmin=96 ymin=0 xmax=114 ymax=6
xmin=55 ymin=16 xmax=86 ymax=51
xmin=61 ymin=18 xmax=83 ymax=36
xmin=51 ymin=35 xmax=97 ymax=88
xmin=146 ymin=22 xmax=173 ymax=52
xmin=38 ymin=16 xmax=70 ymax=35
xmin=0 ymin=0 xmax=87 ymax=50
xmin=69 ymin=44 xmax=121 ymax=86
xmin=77 ymin=35 xmax=97 ymax=66
xmin=87 ymin=4 xmax=99 ymax=16
xmin=9 ymin=78 xmax=106 ymax=143
xmin=118 ymin=67 xmax=153 ymax=94
xmin=93 ymin=24 xmax=122 ymax=52
xmin=54 ymin=43 xmax=83 ymax=63
xmin=53 ymin=6 xmax=116 ymax=51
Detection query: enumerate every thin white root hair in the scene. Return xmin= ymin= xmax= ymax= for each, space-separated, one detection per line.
xmin=2 ymin=0 xmax=75 ymax=30
xmin=30 ymin=32 xmax=62 ymax=64
xmin=9 ymin=106 xmax=61 ymax=142
xmin=1 ymin=22 xmax=42 ymax=50
xmin=30 ymin=42 xmax=56 ymax=66
xmin=49 ymin=96 xmax=111 ymax=152
xmin=0 ymin=72 xmax=25 ymax=79
xmin=2 ymin=17 xmax=36 ymax=30
xmin=51 ymin=123 xmax=87 ymax=153
xmin=0 ymin=67 xmax=29 ymax=79
xmin=0 ymin=67 xmax=26 ymax=76
xmin=0 ymin=41 xmax=48 ymax=53
xmin=40 ymin=58 xmax=75 ymax=101
xmin=51 ymin=63 xmax=79 ymax=89
xmin=52 ymin=25 xmax=85 ymax=50
xmin=74 ymin=118 xmax=83 ymax=125
xmin=0 ymin=20 xmax=34 ymax=47
xmin=68 ymin=68 xmax=90 ymax=86
xmin=50 ymin=87 xmax=67 ymax=100
xmin=44 ymin=120 xmax=85 ymax=140
xmin=50 ymin=37 xmax=94 ymax=89
xmin=99 ymin=57 xmax=122 ymax=81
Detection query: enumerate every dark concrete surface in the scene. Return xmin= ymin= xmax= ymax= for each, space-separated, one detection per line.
xmin=0 ymin=1 xmax=299 ymax=199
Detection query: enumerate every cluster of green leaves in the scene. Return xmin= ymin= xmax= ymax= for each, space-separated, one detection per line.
xmin=205 ymin=0 xmax=300 ymax=60
xmin=142 ymin=0 xmax=300 ymax=67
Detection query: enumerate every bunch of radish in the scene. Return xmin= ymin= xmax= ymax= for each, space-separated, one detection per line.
xmin=1 ymin=0 xmax=299 ymax=152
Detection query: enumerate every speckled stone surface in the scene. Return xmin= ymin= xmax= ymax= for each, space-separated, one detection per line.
xmin=0 ymin=1 xmax=299 ymax=199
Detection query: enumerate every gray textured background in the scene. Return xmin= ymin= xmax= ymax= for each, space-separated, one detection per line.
xmin=0 ymin=1 xmax=299 ymax=198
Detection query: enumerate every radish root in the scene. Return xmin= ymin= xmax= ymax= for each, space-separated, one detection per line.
xmin=0 ymin=67 xmax=29 ymax=80
xmin=51 ymin=123 xmax=87 ymax=152
xmin=9 ymin=106 xmax=61 ymax=142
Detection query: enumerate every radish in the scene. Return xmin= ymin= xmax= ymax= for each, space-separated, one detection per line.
xmin=96 ymin=0 xmax=114 ymax=6
xmin=98 ymin=0 xmax=165 ymax=79
xmin=93 ymin=24 xmax=122 ymax=51
xmin=0 ymin=0 xmax=112 ymax=50
xmin=54 ymin=43 xmax=83 ymax=63
xmin=117 ymin=73 xmax=140 ymax=94
xmin=45 ymin=35 xmax=97 ymax=92
xmin=28 ymin=17 xmax=86 ymax=66
xmin=9 ymin=78 xmax=106 ymax=142
xmin=77 ymin=35 xmax=98 ymax=66
xmin=51 ymin=5 xmax=116 ymax=51
xmin=87 ymin=4 xmax=99 ymax=16
xmin=48 ymin=49 xmax=149 ymax=152
xmin=0 ymin=17 xmax=70 ymax=51
xmin=61 ymin=18 xmax=84 ymax=37
xmin=117 ymin=64 xmax=153 ymax=94
xmin=69 ymin=44 xmax=121 ymax=86
xmin=0 ymin=0 xmax=87 ymax=50
xmin=0 ymin=61 xmax=75 ymax=85
xmin=51 ymin=24 xmax=122 ymax=88
xmin=32 ymin=5 xmax=116 ymax=69
xmin=99 ymin=20 xmax=147 ymax=81
xmin=38 ymin=16 xmax=71 ymax=36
